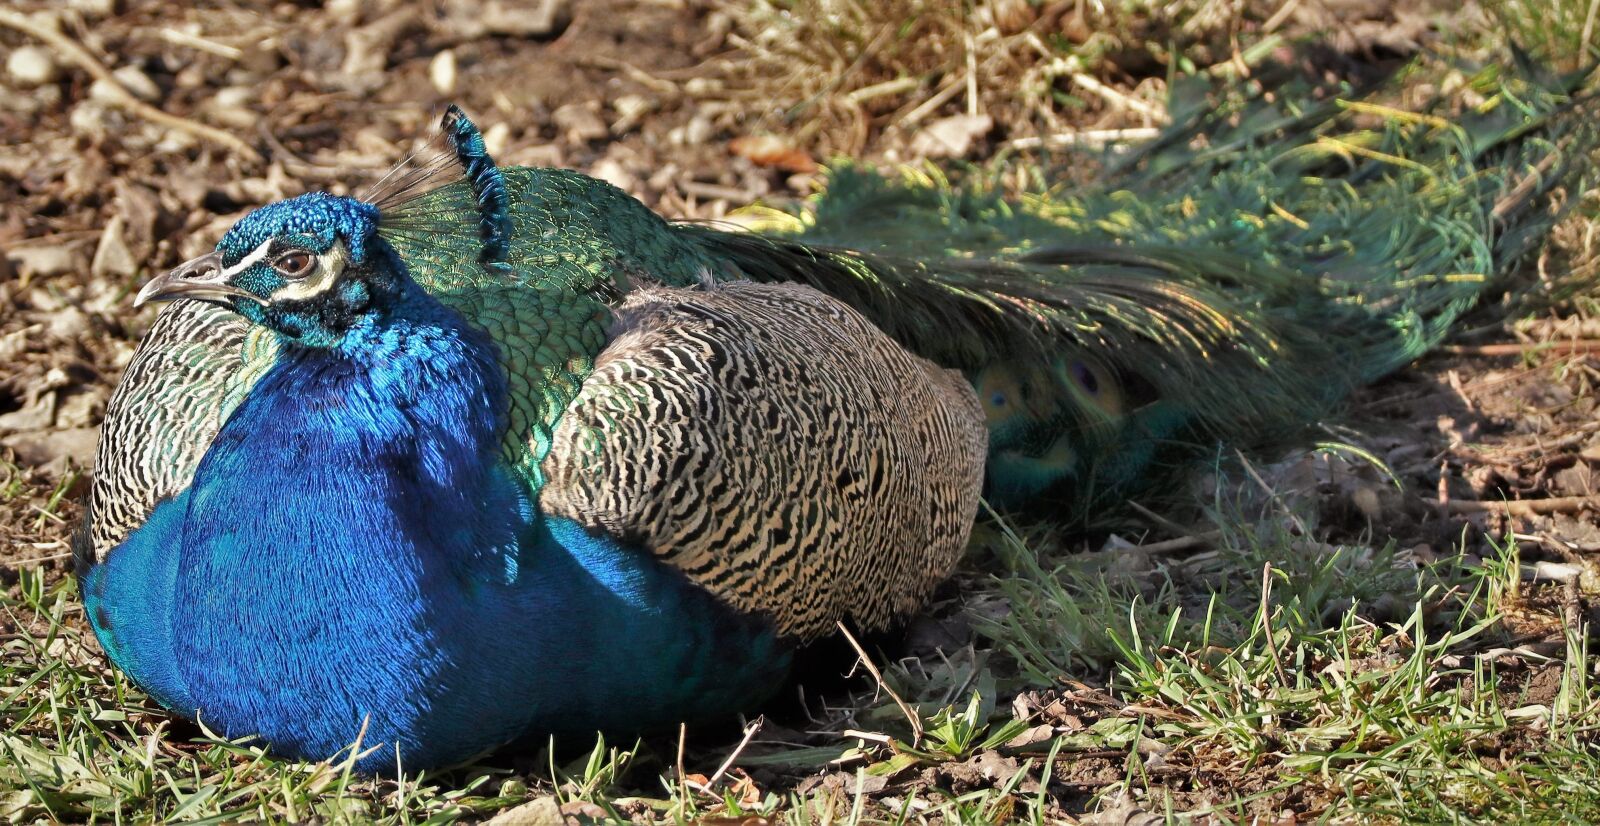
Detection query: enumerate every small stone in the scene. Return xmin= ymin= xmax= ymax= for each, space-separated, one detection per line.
xmin=478 ymin=0 xmax=571 ymax=37
xmin=552 ymin=102 xmax=607 ymax=143
xmin=7 ymin=46 xmax=59 ymax=87
xmin=114 ymin=64 xmax=162 ymax=101
xmin=502 ymin=143 xmax=563 ymax=168
xmin=69 ymin=0 xmax=117 ymax=17
xmin=212 ymin=86 xmax=254 ymax=108
xmin=70 ymin=100 xmax=115 ymax=141
xmin=90 ymin=66 xmax=157 ymax=104
xmin=0 ymin=391 xmax=55 ymax=434
xmin=688 ymin=113 xmax=716 ymax=144
xmin=610 ymin=94 xmax=652 ymax=134
xmin=238 ymin=43 xmax=281 ymax=78
xmin=1350 ymin=485 xmax=1383 ymax=521
xmin=88 ymin=78 xmax=120 ymax=105
xmin=0 ymin=328 xmax=34 ymax=363
xmin=8 ymin=245 xmax=77 ymax=279
xmin=203 ymin=104 xmax=257 ymax=130
xmin=1 ymin=427 xmax=100 ymax=474
xmin=153 ymin=127 xmax=199 ymax=153
xmin=589 ymin=158 xmax=636 ymax=193
xmin=910 ymin=114 xmax=993 ymax=158
xmin=482 ymin=122 xmax=511 ymax=157
xmin=113 ymin=180 xmax=163 ymax=260
xmin=61 ymin=150 xmax=109 ymax=201
xmin=325 ymin=0 xmax=362 ymax=24
xmin=429 ymin=49 xmax=457 ymax=95
xmin=987 ymin=0 xmax=1036 ymax=33
xmin=484 ymin=796 xmax=562 ymax=825
xmin=56 ymin=388 xmax=104 ymax=430
xmin=647 ymin=162 xmax=679 ymax=191
xmin=683 ymin=77 xmax=721 ymax=96
xmin=91 ymin=215 xmax=138 ymax=279
xmin=46 ymin=306 xmax=92 ymax=340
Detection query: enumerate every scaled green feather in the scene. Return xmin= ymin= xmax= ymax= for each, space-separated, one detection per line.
xmin=374 ymin=55 xmax=1593 ymax=519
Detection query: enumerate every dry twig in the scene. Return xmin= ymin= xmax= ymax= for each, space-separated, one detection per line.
xmin=0 ymin=9 xmax=263 ymax=163
xmin=836 ymin=621 xmax=923 ymax=746
xmin=1439 ymin=340 xmax=1600 ymax=357
xmin=686 ymin=716 xmax=763 ymax=794
xmin=1448 ymin=496 xmax=1600 ymax=517
xmin=1259 ymin=562 xmax=1289 ymax=685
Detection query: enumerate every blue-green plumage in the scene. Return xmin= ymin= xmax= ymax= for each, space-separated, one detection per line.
xmin=76 ymin=65 xmax=1595 ymax=773
xmin=87 ymin=195 xmax=787 ymax=772
xmin=441 ymin=104 xmax=513 ymax=272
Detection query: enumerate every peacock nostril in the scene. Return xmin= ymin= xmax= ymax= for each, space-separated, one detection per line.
xmin=133 ymin=251 xmax=234 ymax=307
xmin=180 ymin=257 xmax=220 ymax=280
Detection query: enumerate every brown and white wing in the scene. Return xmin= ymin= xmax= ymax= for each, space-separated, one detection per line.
xmin=540 ymin=282 xmax=987 ymax=641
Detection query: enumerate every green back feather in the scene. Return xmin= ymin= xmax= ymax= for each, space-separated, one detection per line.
xmin=364 ymin=56 xmax=1592 ymax=518
xmin=678 ymin=58 xmax=1596 ymax=513
xmin=379 ymin=169 xmax=715 ymax=489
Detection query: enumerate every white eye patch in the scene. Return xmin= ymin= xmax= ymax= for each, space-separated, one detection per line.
xmin=266 ymin=239 xmax=350 ymax=303
xmin=221 ymin=238 xmax=275 ymax=279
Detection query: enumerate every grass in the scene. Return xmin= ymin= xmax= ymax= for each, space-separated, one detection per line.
xmin=4 ymin=455 xmax=1599 ymax=822
xmin=712 ymin=0 xmax=1260 ymax=157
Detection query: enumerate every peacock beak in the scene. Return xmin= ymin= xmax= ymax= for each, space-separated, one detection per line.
xmin=134 ymin=251 xmax=260 ymax=308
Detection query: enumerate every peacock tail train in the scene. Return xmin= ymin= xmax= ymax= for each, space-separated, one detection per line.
xmin=695 ymin=58 xmax=1596 ymax=512
xmin=75 ymin=54 xmax=1596 ymax=772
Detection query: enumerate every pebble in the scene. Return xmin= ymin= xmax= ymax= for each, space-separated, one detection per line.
xmin=68 ymin=0 xmax=117 ymax=17
xmin=203 ymin=104 xmax=257 ymax=130
xmin=502 ymin=143 xmax=563 ymax=168
xmin=325 ymin=0 xmax=362 ymax=24
xmin=684 ymin=113 xmax=713 ymax=144
xmin=589 ymin=158 xmax=636 ymax=194
xmin=8 ymin=245 xmax=77 ymax=279
xmin=0 ymin=327 xmax=35 ymax=363
xmin=72 ymin=100 xmax=116 ymax=142
xmin=87 ymin=76 xmax=119 ymax=105
xmin=90 ymin=215 xmax=138 ymax=279
xmin=116 ymin=64 xmax=161 ymax=101
xmin=1 ymin=428 xmax=100 ymax=475
xmin=47 ymin=306 xmax=93 ymax=341
xmin=670 ymin=113 xmax=713 ymax=146
xmin=909 ymin=114 xmax=994 ymax=158
xmin=683 ymin=77 xmax=721 ymax=96
xmin=552 ymin=102 xmax=607 ymax=143
xmin=610 ymin=94 xmax=653 ymax=134
xmin=483 ymin=796 xmax=561 ymax=826
xmin=153 ymin=128 xmax=200 ymax=153
xmin=482 ymin=122 xmax=511 ymax=157
xmin=477 ymin=0 xmax=571 ymax=37
xmin=0 ymin=391 xmax=56 ymax=434
xmin=56 ymin=388 xmax=104 ymax=430
xmin=429 ymin=49 xmax=457 ymax=95
xmin=212 ymin=86 xmax=254 ymax=108
xmin=6 ymin=46 xmax=59 ymax=88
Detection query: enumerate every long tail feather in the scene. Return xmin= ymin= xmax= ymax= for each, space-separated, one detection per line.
xmin=680 ymin=54 xmax=1598 ymax=515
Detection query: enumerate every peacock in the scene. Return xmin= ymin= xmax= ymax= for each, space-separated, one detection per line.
xmin=74 ymin=57 xmax=1593 ymax=774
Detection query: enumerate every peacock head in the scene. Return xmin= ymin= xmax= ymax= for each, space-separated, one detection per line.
xmin=135 ymin=192 xmax=403 ymax=347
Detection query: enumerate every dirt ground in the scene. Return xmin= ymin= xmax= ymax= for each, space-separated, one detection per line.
xmin=2 ymin=0 xmax=1598 ymax=821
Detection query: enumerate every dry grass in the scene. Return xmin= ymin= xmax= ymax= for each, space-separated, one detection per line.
xmin=711 ymin=0 xmax=1278 ymax=157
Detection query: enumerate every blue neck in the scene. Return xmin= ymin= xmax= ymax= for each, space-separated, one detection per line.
xmin=87 ymin=285 xmax=787 ymax=772
xmin=174 ymin=285 xmax=528 ymax=764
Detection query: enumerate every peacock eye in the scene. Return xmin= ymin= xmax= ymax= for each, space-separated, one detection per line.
xmin=273 ymin=251 xmax=316 ymax=279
